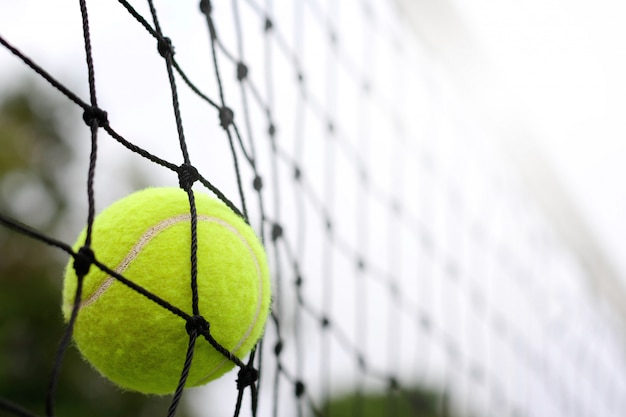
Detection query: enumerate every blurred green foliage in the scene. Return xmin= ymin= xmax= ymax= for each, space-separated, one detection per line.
xmin=322 ymin=386 xmax=454 ymax=417
xmin=0 ymin=82 xmax=189 ymax=417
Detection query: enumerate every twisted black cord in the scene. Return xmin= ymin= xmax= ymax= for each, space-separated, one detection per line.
xmin=0 ymin=35 xmax=87 ymax=109
xmin=44 ymin=2 xmax=102 ymax=402
xmin=200 ymin=4 xmax=249 ymax=221
xmin=0 ymin=214 xmax=74 ymax=255
xmin=45 ymin=270 xmax=86 ymax=417
xmin=117 ymin=0 xmax=160 ymax=38
xmin=185 ymin=187 xmax=201 ymax=317
xmin=147 ymin=0 xmax=192 ymax=167
xmin=233 ymin=365 xmax=259 ymax=417
xmin=78 ymin=0 xmax=101 ymax=249
xmin=0 ymin=398 xmax=41 ymax=417
xmin=167 ymin=326 xmax=200 ymax=417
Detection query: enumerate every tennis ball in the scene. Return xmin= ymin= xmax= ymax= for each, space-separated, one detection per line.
xmin=62 ymin=187 xmax=271 ymax=395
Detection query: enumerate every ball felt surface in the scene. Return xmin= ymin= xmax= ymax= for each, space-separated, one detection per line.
xmin=62 ymin=187 xmax=271 ymax=395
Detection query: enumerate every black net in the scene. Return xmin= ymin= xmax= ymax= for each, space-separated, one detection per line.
xmin=1 ymin=1 xmax=626 ymax=417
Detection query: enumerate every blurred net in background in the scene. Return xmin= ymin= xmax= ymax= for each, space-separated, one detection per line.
xmin=1 ymin=1 xmax=626 ymax=417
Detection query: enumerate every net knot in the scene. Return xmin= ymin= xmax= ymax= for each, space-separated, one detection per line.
xmin=274 ymin=340 xmax=283 ymax=356
xmin=185 ymin=315 xmax=209 ymax=336
xmin=82 ymin=106 xmax=108 ymax=128
xmin=236 ymin=366 xmax=258 ymax=390
xmin=271 ymin=223 xmax=283 ymax=241
xmin=157 ymin=36 xmax=175 ymax=59
xmin=219 ymin=106 xmax=234 ymax=129
xmin=294 ymin=381 xmax=306 ymax=398
xmin=177 ymin=163 xmax=199 ymax=189
xmin=236 ymin=62 xmax=248 ymax=81
xmin=73 ymin=246 xmax=94 ymax=277
xmin=199 ymin=0 xmax=212 ymax=14
xmin=252 ymin=175 xmax=263 ymax=191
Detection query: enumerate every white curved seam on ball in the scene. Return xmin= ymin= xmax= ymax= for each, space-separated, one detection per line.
xmin=79 ymin=214 xmax=191 ymax=309
xmin=78 ymin=212 xmax=264 ymax=379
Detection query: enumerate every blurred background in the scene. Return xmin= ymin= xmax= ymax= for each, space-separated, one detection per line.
xmin=441 ymin=0 xmax=626 ymax=283
xmin=1 ymin=0 xmax=625 ymax=416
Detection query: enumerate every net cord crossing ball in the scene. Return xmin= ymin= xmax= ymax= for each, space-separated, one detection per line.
xmin=62 ymin=187 xmax=271 ymax=395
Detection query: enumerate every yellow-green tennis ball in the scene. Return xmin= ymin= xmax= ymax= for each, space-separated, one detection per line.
xmin=62 ymin=187 xmax=271 ymax=395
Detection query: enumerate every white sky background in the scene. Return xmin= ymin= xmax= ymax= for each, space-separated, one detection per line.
xmin=448 ymin=0 xmax=626 ymax=282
